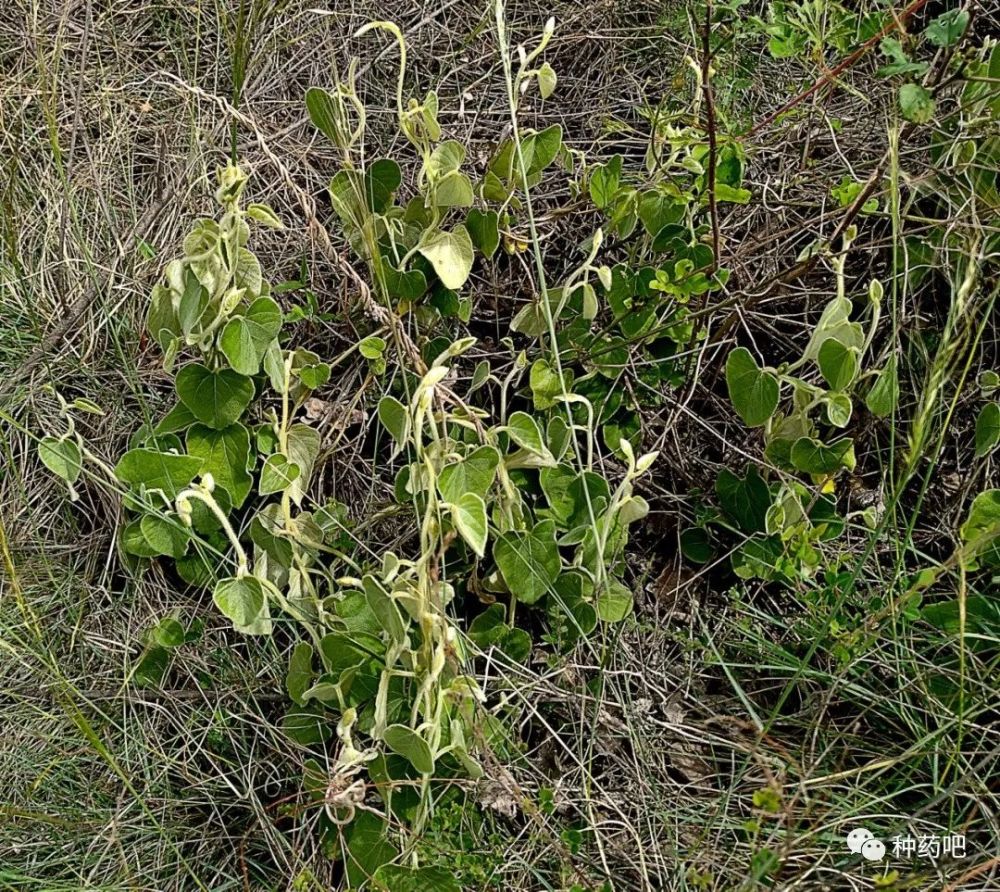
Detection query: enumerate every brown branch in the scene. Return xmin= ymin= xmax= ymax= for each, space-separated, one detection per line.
xmin=743 ymin=0 xmax=935 ymax=140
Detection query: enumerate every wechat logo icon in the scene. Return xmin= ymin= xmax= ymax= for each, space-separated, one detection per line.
xmin=847 ymin=827 xmax=886 ymax=861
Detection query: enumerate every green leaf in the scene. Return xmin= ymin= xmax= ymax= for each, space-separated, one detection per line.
xmin=817 ymin=339 xmax=858 ymax=390
xmin=345 ymin=812 xmax=397 ymax=889
xmin=538 ymin=465 xmax=576 ymax=525
xmin=260 ymin=453 xmax=301 ymax=494
xmin=213 ymin=576 xmax=265 ymax=627
xmin=426 ymin=140 xmax=465 ymax=178
xmin=177 ymin=269 xmax=209 ymax=334
xmin=358 ymin=335 xmax=386 ymax=359
xmin=596 ymin=579 xmax=633 ymax=623
xmin=899 ymin=83 xmax=935 ymax=124
xmin=638 ymin=189 xmax=682 ymax=236
xmin=176 ymin=363 xmax=254 ymax=430
xmin=418 ymin=226 xmax=474 ymax=290
xmin=384 ymin=265 xmax=427 ymax=301
xmin=523 ymin=124 xmax=562 ymax=176
xmin=716 ymin=466 xmax=770 ymax=533
xmin=537 ymin=61 xmax=557 ymax=99
xmin=589 ymin=156 xmax=621 ymax=209
xmin=438 ymin=446 xmax=500 ymax=503
xmin=219 ymin=297 xmax=282 ymax=375
xmin=364 ymin=158 xmax=402 ymax=213
xmin=155 ymin=401 xmax=197 ymax=435
xmin=378 ymin=396 xmax=410 ymax=448
xmin=115 ymin=449 xmax=203 ymax=498
xmin=866 ymin=355 xmax=899 ymax=417
xmin=923 ymin=595 xmax=1000 ymax=637
xmin=246 ymin=203 xmax=283 ymax=229
xmin=186 ymin=423 xmax=253 ymax=508
xmin=715 ymin=183 xmax=752 ymax=203
xmin=466 ymin=208 xmax=500 ymax=258
xmin=530 ymin=358 xmax=565 ymax=410
xmin=925 ymin=9 xmax=969 ymax=48
xmin=959 ymin=489 xmax=1000 ymax=570
xmin=433 ymin=170 xmax=474 ymax=208
xmin=974 ymin=403 xmax=1000 ymax=457
xmin=147 ymin=284 xmax=181 ymax=353
xmin=382 ymin=724 xmax=434 ymax=774
xmin=152 ymin=616 xmax=186 ymax=648
xmin=372 ymin=865 xmax=460 ymax=892
xmin=803 ymin=297 xmax=864 ymax=361
xmin=286 ymin=641 xmax=313 ymax=705
xmin=451 ymin=492 xmax=488 ymax=557
xmin=234 ymin=249 xmax=263 ymax=296
xmin=680 ymin=527 xmax=713 ymax=563
xmin=283 ymin=703 xmax=331 ymax=745
xmin=493 ymin=520 xmax=560 ymax=605
xmin=139 ymin=514 xmax=190 ymax=558
xmin=726 ymin=347 xmax=779 ymax=427
xmin=305 ymin=87 xmax=346 ymax=145
xmin=285 ymin=424 xmax=320 ymax=507
xmin=825 ymin=392 xmax=853 ymax=428
xmin=507 ymin=411 xmax=546 ymax=453
xmin=363 ymin=575 xmax=407 ymax=644
xmin=38 ymin=437 xmax=82 ymax=484
xmin=548 ymin=573 xmax=597 ymax=648
xmin=790 ymin=437 xmax=856 ymax=475
xmin=467 ymin=604 xmax=532 ymax=662
xmin=134 ymin=646 xmax=169 ymax=687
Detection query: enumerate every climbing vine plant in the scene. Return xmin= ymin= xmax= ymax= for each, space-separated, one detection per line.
xmin=37 ymin=16 xmax=658 ymax=883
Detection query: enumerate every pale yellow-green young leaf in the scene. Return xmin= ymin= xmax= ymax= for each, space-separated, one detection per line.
xmin=451 ymin=492 xmax=488 ymax=557
xmin=418 ymin=225 xmax=474 ymax=289
xmin=537 ymin=61 xmax=557 ymax=99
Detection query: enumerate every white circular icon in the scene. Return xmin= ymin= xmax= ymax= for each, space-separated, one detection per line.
xmin=861 ymin=838 xmax=886 ymax=861
xmin=847 ymin=828 xmax=874 ymax=854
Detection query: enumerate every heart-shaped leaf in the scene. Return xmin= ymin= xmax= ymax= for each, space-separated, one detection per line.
xmin=899 ymin=83 xmax=935 ymax=124
xmin=139 ymin=514 xmax=190 ymax=558
xmin=465 ymin=208 xmax=499 ymax=258
xmin=726 ymin=347 xmax=779 ymax=427
xmin=975 ymin=402 xmax=1000 ymax=457
xmin=451 ymin=492 xmax=488 ymax=557
xmin=115 ymin=449 xmax=203 ymax=498
xmin=378 ymin=396 xmax=410 ymax=449
xmin=438 ymin=446 xmax=500 ymax=503
xmin=382 ymin=724 xmax=435 ymax=774
xmin=866 ymin=356 xmax=899 ymax=417
xmin=219 ymin=297 xmax=282 ymax=375
xmin=493 ymin=520 xmax=560 ymax=604
xmin=186 ymin=423 xmax=253 ymax=508
xmin=306 ymin=87 xmax=346 ymax=145
xmin=595 ymin=579 xmax=633 ymax=623
xmin=364 ymin=158 xmax=402 ymax=213
xmin=432 ymin=171 xmax=474 ymax=208
xmin=817 ymin=339 xmax=859 ymax=391
xmin=176 ymin=363 xmax=254 ymax=430
xmin=286 ymin=641 xmax=313 ymax=705
xmin=214 ymin=576 xmax=265 ymax=627
xmin=790 ymin=437 xmax=856 ymax=475
xmin=419 ymin=225 xmax=474 ymax=290
xmin=537 ymin=61 xmax=557 ymax=99
xmin=259 ymin=453 xmax=301 ymax=495
xmin=38 ymin=437 xmax=82 ymax=484
xmin=507 ymin=411 xmax=546 ymax=453
xmin=285 ymin=424 xmax=320 ymax=507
